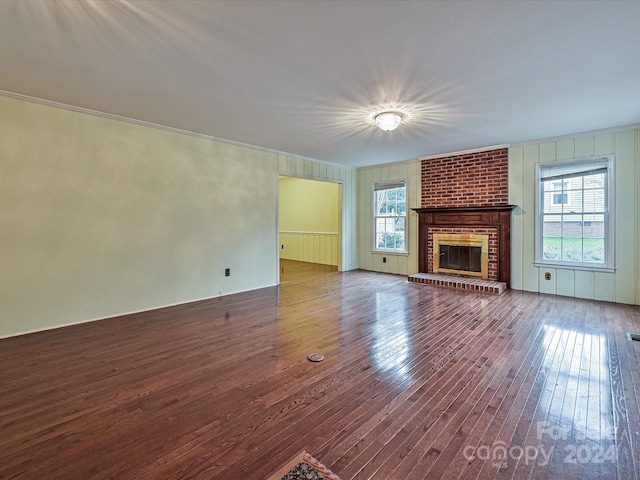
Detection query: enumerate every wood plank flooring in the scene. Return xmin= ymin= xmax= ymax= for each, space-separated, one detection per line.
xmin=1 ymin=259 xmax=640 ymax=479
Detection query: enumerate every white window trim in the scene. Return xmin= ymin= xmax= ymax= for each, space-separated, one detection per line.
xmin=372 ymin=180 xmax=409 ymax=255
xmin=534 ymin=155 xmax=615 ymax=272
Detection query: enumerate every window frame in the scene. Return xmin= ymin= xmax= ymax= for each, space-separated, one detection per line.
xmin=534 ymin=155 xmax=615 ymax=272
xmin=372 ymin=180 xmax=408 ymax=255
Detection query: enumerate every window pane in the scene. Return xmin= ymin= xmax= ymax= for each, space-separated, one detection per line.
xmin=375 ymin=191 xmax=387 ymax=215
xmin=583 ymin=216 xmax=604 ymax=239
xmin=542 ymin=237 xmax=562 ymax=261
xmin=583 ymin=188 xmax=605 ymax=213
xmin=584 ymin=238 xmax=605 ymax=263
xmin=569 ymin=188 xmax=583 ymax=213
xmin=562 ymin=238 xmax=583 ymax=262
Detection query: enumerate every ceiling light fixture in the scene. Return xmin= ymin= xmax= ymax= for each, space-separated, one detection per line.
xmin=375 ymin=111 xmax=403 ymax=131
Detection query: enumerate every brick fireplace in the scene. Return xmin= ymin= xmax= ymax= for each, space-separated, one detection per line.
xmin=411 ymin=147 xmax=515 ymax=290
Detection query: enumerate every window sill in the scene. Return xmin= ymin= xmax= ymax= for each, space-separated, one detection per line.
xmin=534 ymin=262 xmax=615 ymax=273
xmin=373 ymin=250 xmax=409 ymax=256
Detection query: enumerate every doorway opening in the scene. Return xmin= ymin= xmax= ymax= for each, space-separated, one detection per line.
xmin=278 ymin=175 xmax=342 ymax=281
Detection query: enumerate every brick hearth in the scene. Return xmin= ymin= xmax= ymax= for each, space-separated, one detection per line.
xmin=408 ymin=273 xmax=507 ymax=295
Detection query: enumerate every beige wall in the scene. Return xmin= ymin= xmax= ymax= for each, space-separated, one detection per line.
xmin=509 ymin=128 xmax=640 ymax=304
xmin=279 ymin=176 xmax=339 ymax=233
xmin=0 ymin=95 xmax=356 ymax=338
xmin=356 ymin=160 xmax=421 ymax=276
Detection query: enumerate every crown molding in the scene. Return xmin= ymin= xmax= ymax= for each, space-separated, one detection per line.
xmin=0 ymin=89 xmax=348 ymax=169
xmin=418 ymin=144 xmax=511 ymax=161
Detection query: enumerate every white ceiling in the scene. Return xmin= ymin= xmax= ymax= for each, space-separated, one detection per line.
xmin=1 ymin=0 xmax=639 ymax=168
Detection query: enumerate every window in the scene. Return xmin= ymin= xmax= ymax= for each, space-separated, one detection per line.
xmin=552 ymin=181 xmax=568 ymax=205
xmin=536 ymin=156 xmax=614 ymax=271
xmin=373 ymin=181 xmax=407 ymax=253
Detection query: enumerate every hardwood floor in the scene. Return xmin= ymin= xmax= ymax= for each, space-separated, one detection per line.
xmin=1 ymin=260 xmax=640 ymax=479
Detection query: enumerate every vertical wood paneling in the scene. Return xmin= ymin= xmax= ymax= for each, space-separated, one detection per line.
xmin=509 ymin=147 xmax=524 ymax=290
xmin=331 ymin=235 xmax=338 ymax=266
xmin=614 ymin=130 xmax=636 ymax=304
xmin=325 ymin=164 xmax=334 ymax=180
xmin=344 ymin=169 xmax=357 ymax=271
xmin=360 ymin=168 xmax=374 ymax=271
xmin=540 ymin=142 xmax=557 ymax=162
xmin=510 ymin=128 xmax=639 ymax=305
xmin=408 ymin=160 xmax=421 ymax=275
xmin=595 ymin=272 xmax=615 ymax=302
xmin=314 ymin=235 xmax=320 ymax=264
xmin=575 ymin=270 xmax=595 ymax=300
xmin=539 ymin=268 xmax=556 ymax=295
xmin=595 ymin=133 xmax=614 ymax=156
xmin=277 ymin=154 xmax=288 ymax=172
xmin=303 ymin=234 xmax=309 ymax=261
xmin=287 ymin=156 xmax=296 ymax=174
xmin=310 ymin=235 xmax=317 ymax=263
xmin=556 ymin=269 xmax=575 ymax=297
xmin=279 ymin=232 xmax=339 ymax=266
xmin=557 ymin=139 xmax=575 ymax=160
xmin=637 ymin=128 xmax=640 ymax=305
xmin=522 ymin=145 xmax=540 ymax=291
xmin=575 ymin=136 xmax=594 ymax=158
xmin=356 ymin=161 xmax=420 ymax=276
xmin=318 ymin=162 xmax=327 ymax=179
xmin=319 ymin=236 xmax=326 ymax=265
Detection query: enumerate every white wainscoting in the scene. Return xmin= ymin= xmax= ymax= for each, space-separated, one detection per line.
xmin=279 ymin=231 xmax=339 ymax=266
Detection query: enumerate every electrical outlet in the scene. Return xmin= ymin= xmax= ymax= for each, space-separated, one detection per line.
xmin=225 ymin=268 xmax=231 ymax=277
xmin=383 ymin=257 xmax=387 ymax=263
xmin=281 ymin=244 xmax=284 ymax=249
xmin=544 ymin=272 xmax=551 ymax=281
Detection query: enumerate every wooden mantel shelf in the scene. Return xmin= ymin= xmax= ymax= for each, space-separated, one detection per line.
xmin=412 ymin=205 xmax=516 ymax=288
xmin=412 ymin=205 xmax=516 ymax=214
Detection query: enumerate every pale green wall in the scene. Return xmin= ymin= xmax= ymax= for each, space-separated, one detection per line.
xmin=509 ymin=128 xmax=640 ymax=304
xmin=0 ymin=95 xmax=356 ymax=338
xmin=356 ymin=160 xmax=421 ymax=276
xmin=279 ymin=177 xmax=339 ymax=233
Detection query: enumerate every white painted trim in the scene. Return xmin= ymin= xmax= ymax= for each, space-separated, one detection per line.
xmin=534 ymin=154 xmax=615 ymax=271
xmin=372 ymin=179 xmax=409 ymax=255
xmin=280 ymin=231 xmax=338 ymax=236
xmin=418 ymin=144 xmax=511 ymax=161
xmin=358 ymin=157 xmax=422 ymax=170
xmin=0 ymin=89 xmax=346 ymax=168
xmin=278 ymin=172 xmax=344 ymax=185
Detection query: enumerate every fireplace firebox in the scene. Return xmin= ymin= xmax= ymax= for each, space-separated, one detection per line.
xmin=433 ymin=233 xmax=489 ymax=278
xmin=412 ymin=205 xmax=515 ymax=288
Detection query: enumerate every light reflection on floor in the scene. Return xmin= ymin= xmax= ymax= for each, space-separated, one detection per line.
xmin=538 ymin=324 xmax=613 ymax=444
xmin=372 ymin=292 xmax=413 ymax=382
